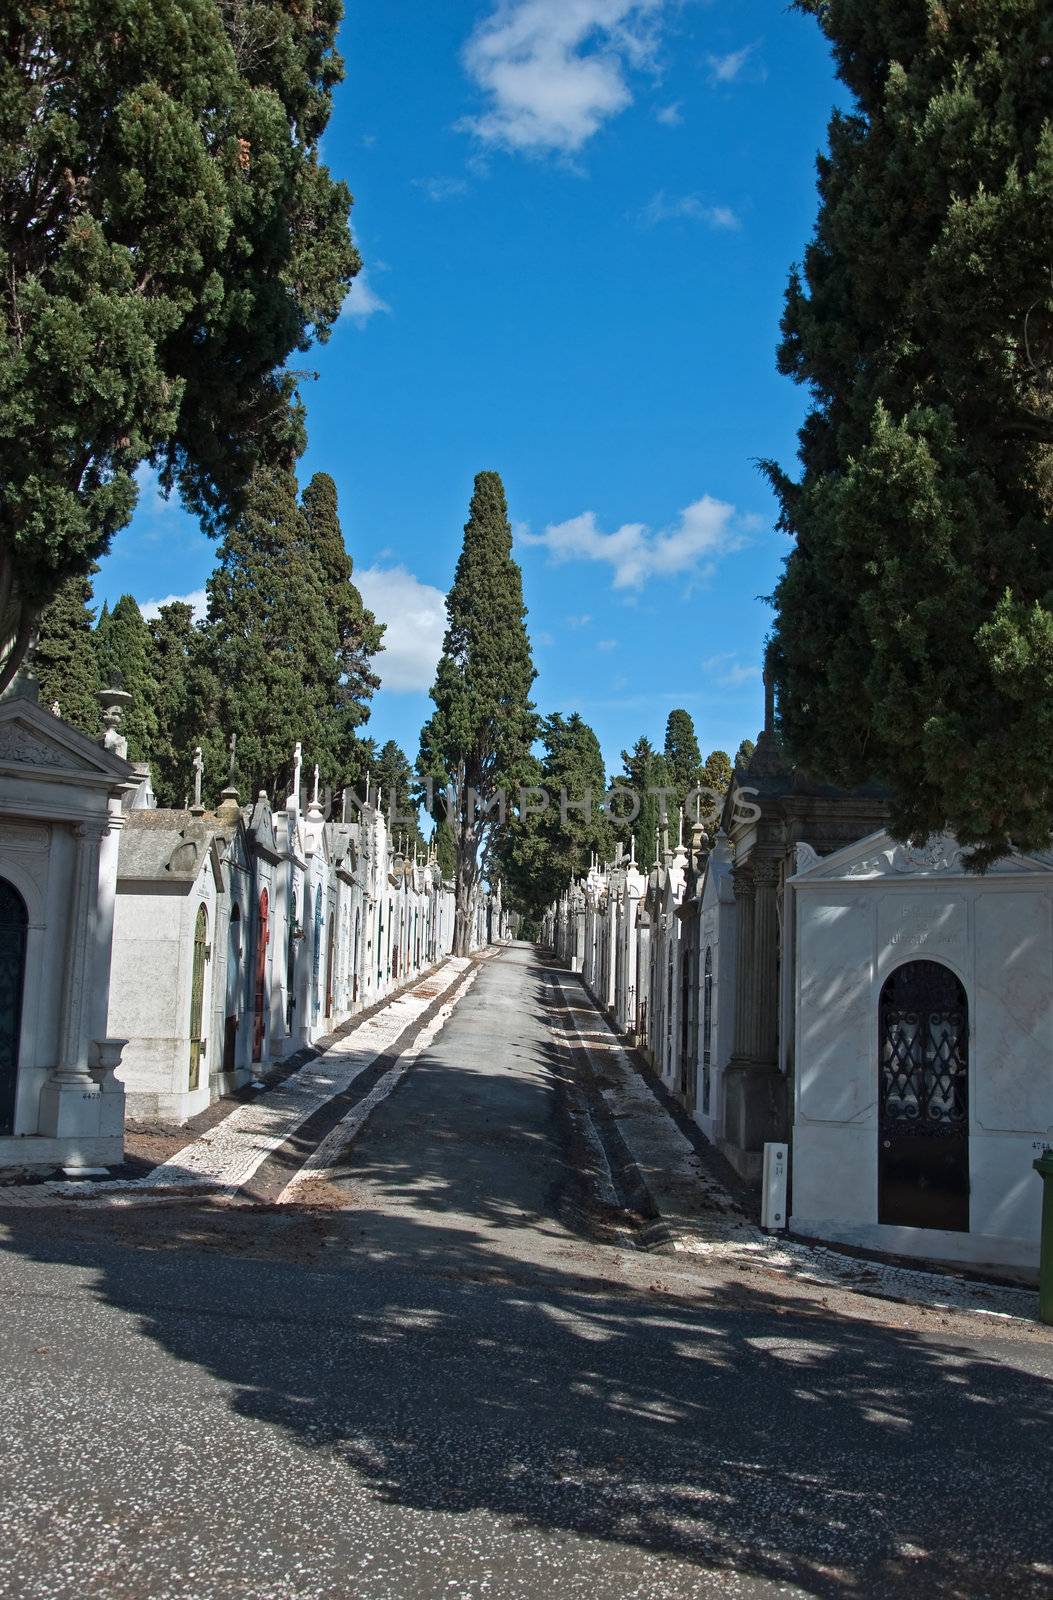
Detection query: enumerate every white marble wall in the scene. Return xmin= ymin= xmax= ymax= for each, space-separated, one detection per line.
xmin=790 ymin=848 xmax=1053 ymax=1274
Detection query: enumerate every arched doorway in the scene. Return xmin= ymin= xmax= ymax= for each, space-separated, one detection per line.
xmin=188 ymin=904 xmax=208 ymax=1092
xmin=0 ymin=880 xmax=27 ymax=1135
xmin=253 ymin=889 xmax=269 ymax=1063
xmin=879 ymin=959 xmax=969 ymax=1232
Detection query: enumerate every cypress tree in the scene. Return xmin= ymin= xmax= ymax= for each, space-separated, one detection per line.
xmin=201 ymin=464 xmax=344 ymax=803
xmin=94 ymin=595 xmax=160 ymax=762
xmin=768 ymin=0 xmax=1053 ymax=865
xmin=664 ymin=708 xmax=704 ymax=814
xmin=374 ymin=739 xmax=425 ymax=851
xmin=734 ymin=738 xmax=756 ymax=771
xmin=301 ymin=472 xmax=384 ymax=777
xmin=148 ymin=602 xmax=215 ymax=808
xmin=500 ymin=713 xmax=613 ymax=919
xmin=0 ymin=1 xmax=357 ymax=690
xmin=418 ymin=471 xmax=537 ymax=954
xmin=34 ymin=570 xmax=100 ymax=734
xmin=618 ymin=736 xmax=675 ymax=865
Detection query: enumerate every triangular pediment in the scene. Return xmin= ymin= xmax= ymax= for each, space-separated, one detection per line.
xmin=789 ymin=830 xmax=1053 ymax=883
xmin=0 ymin=699 xmax=136 ymax=783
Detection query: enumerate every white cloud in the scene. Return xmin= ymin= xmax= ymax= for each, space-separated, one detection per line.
xmin=340 ymin=268 xmax=391 ymax=324
xmin=566 ymin=612 xmax=593 ymax=627
xmin=413 ymin=176 xmax=469 ymax=202
xmin=461 ymin=0 xmax=667 ymax=155
xmin=596 ymin=638 xmax=617 ymax=651
xmin=637 ymin=190 xmax=740 ymax=229
xmin=521 ymin=495 xmax=750 ymax=590
xmin=355 ymin=565 xmax=447 ymax=693
xmin=707 ymin=44 xmax=756 ymax=84
xmin=655 ymin=100 xmax=682 ymax=125
xmin=141 ymin=588 xmax=207 ymax=622
xmin=703 ymin=652 xmax=762 ymax=687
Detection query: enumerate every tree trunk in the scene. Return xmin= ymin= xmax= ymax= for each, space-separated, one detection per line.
xmin=0 ymin=549 xmax=34 ymax=694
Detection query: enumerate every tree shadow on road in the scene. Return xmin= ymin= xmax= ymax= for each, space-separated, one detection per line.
xmin=2 ymin=1185 xmax=1051 ymax=1598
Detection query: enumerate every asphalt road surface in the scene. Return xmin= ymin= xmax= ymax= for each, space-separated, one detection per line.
xmin=1 ymin=944 xmax=1051 ymax=1599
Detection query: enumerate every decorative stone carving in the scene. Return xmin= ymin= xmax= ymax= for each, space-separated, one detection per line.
xmin=890 ymin=836 xmax=964 ymax=875
xmin=794 ymin=842 xmax=821 ymax=875
xmin=0 ymin=726 xmax=69 ymax=768
xmin=0 ymin=820 xmax=51 ymax=850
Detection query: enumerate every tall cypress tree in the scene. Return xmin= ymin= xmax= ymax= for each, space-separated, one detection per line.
xmin=301 ymin=471 xmax=384 ymax=777
xmin=618 ymin=736 xmax=674 ymax=865
xmin=34 ymin=570 xmax=100 ymax=734
xmin=500 ymin=713 xmax=613 ymax=919
xmin=734 ymin=738 xmax=756 ymax=771
xmin=418 ymin=471 xmax=537 ymax=954
xmin=95 ymin=594 xmax=159 ymax=762
xmin=201 ymin=464 xmax=344 ymax=802
xmin=148 ymin=602 xmax=215 ymax=807
xmin=768 ymin=0 xmax=1053 ymax=865
xmin=664 ymin=708 xmax=704 ymax=814
xmin=374 ymin=739 xmax=425 ymax=850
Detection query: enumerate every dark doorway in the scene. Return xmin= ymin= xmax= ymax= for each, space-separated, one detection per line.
xmin=879 ymin=960 xmax=969 ymax=1232
xmin=188 ymin=905 xmax=208 ymax=1092
xmin=253 ymin=889 xmax=269 ymax=1063
xmin=0 ymin=880 xmax=27 ymax=1135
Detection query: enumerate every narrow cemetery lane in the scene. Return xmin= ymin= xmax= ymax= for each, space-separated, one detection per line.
xmin=0 ymin=945 xmax=1051 ymax=1600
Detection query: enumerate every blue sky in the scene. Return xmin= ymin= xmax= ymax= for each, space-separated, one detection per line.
xmin=97 ymin=0 xmax=845 ymax=775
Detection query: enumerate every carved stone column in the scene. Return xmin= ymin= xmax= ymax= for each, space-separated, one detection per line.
xmin=39 ymin=821 xmax=107 ymax=1148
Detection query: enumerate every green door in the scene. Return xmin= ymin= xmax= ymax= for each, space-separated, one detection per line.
xmin=189 ymin=904 xmax=208 ymax=1091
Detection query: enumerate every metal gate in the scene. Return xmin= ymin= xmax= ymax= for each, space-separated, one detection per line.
xmin=188 ymin=904 xmax=208 ymax=1092
xmin=0 ymin=881 xmax=27 ymax=1135
xmin=879 ymin=959 xmax=968 ymax=1232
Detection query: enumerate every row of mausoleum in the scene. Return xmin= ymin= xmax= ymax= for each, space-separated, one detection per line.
xmin=0 ymin=675 xmax=508 ymax=1172
xmin=542 ymin=687 xmax=1053 ymax=1279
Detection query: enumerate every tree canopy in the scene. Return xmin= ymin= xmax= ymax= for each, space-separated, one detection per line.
xmin=33 ymin=570 xmax=100 ymax=734
xmin=0 ymin=0 xmax=357 ymax=688
xmin=768 ymin=0 xmax=1053 ymax=865
xmin=200 ymin=464 xmax=361 ymax=802
xmin=418 ymin=471 xmax=537 ymax=953
xmin=500 ymin=712 xmax=612 ymax=920
xmin=95 ymin=594 xmax=159 ymax=763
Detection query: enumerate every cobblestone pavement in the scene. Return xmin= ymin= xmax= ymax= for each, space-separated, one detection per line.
xmin=548 ymin=968 xmax=1042 ymax=1325
xmin=0 ymin=955 xmax=484 ymax=1208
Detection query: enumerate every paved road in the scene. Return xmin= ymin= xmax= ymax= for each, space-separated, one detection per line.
xmin=1 ymin=944 xmax=1051 ymax=1599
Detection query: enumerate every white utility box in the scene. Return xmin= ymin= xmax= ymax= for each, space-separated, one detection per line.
xmin=761 ymin=1142 xmax=788 ymax=1231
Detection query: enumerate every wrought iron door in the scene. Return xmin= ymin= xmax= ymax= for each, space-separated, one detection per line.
xmin=879 ymin=960 xmax=968 ymax=1232
xmin=0 ymin=881 xmax=27 ymax=1135
xmin=188 ymin=904 xmax=208 ymax=1092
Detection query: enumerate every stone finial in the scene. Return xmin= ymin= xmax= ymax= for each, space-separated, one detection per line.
xmin=312 ymin=763 xmax=320 ymax=807
xmin=190 ymin=746 xmax=205 ymax=815
xmin=98 ymin=684 xmax=133 ymax=762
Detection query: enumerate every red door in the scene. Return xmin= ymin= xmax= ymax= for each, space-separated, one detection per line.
xmin=252 ymin=889 xmax=270 ymax=1062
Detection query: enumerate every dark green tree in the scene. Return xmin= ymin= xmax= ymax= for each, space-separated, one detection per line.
xmin=768 ymin=0 xmax=1053 ymax=865
xmin=734 ymin=738 xmax=756 ymax=771
xmin=301 ymin=471 xmax=384 ymax=778
xmin=33 ymin=569 xmax=100 ymax=734
xmin=148 ymin=601 xmax=216 ymax=807
xmin=374 ymin=739 xmax=425 ymax=851
xmin=701 ymin=750 xmax=734 ymax=818
xmin=617 ymin=736 xmax=674 ymax=865
xmin=434 ymin=818 xmax=457 ymax=882
xmin=95 ymin=594 xmax=160 ymax=762
xmin=418 ymin=472 xmax=537 ymax=954
xmin=500 ymin=712 xmax=613 ymax=920
xmin=664 ymin=708 xmax=704 ymax=812
xmin=0 ymin=0 xmax=357 ymax=689
xmin=200 ymin=464 xmax=345 ymax=802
